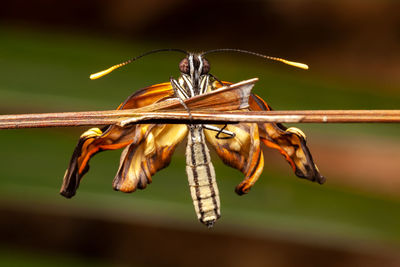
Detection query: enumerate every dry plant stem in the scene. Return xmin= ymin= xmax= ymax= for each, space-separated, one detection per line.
xmin=1 ymin=110 xmax=400 ymax=129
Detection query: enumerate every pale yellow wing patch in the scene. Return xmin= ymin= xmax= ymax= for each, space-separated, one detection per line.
xmin=205 ymin=123 xmax=264 ymax=195
xmin=113 ymin=124 xmax=188 ymax=192
xmin=249 ymin=94 xmax=325 ymax=184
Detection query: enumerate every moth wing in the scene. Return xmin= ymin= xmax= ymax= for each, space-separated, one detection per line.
xmin=204 ymin=123 xmax=264 ymax=195
xmin=182 ymin=78 xmax=256 ymax=111
xmin=113 ymin=124 xmax=188 ymax=192
xmin=136 ymin=78 xmax=257 ymax=112
xmin=60 ymin=82 xmax=174 ymax=198
xmin=249 ymin=94 xmax=325 ymax=184
xmin=118 ymin=82 xmax=174 ymax=109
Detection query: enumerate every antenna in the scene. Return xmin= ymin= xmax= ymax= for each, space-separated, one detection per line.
xmin=89 ymin=48 xmax=188 ymax=80
xmin=203 ymin=48 xmax=309 ymax=70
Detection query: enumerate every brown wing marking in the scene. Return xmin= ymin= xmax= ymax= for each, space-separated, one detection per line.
xmin=205 ymin=123 xmax=264 ymax=195
xmin=180 ymin=79 xmax=256 ymax=111
xmin=261 ymin=138 xmax=296 ymax=171
xmin=249 ymin=94 xmax=325 ymax=184
xmin=138 ymin=78 xmax=256 ymax=113
xmin=118 ymin=82 xmax=173 ymax=110
xmin=113 ymin=124 xmax=188 ymax=192
xmin=61 ymin=82 xmax=174 ymax=198
xmin=60 ymin=124 xmax=151 ymax=198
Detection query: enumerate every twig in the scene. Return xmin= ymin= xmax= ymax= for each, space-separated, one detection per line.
xmin=1 ymin=109 xmax=400 ymax=129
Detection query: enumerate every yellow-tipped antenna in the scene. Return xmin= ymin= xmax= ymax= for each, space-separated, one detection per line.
xmin=89 ymin=48 xmax=188 ymax=80
xmin=90 ymin=62 xmax=129 ymax=80
xmin=203 ymin=48 xmax=309 ymax=70
xmin=264 ymin=56 xmax=308 ymax=70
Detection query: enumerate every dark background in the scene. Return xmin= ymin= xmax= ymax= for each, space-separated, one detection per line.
xmin=1 ymin=1 xmax=400 ymax=266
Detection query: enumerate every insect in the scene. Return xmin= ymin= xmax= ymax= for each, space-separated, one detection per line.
xmin=61 ymin=49 xmax=325 ymax=227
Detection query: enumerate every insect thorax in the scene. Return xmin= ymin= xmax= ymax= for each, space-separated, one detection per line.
xmin=177 ymin=74 xmax=215 ymax=99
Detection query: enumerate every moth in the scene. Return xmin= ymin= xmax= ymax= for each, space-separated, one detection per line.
xmin=61 ymin=49 xmax=325 ymax=227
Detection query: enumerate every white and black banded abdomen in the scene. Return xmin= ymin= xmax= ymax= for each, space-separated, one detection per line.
xmin=186 ymin=125 xmax=220 ymax=227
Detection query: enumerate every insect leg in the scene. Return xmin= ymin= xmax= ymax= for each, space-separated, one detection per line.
xmin=209 ymin=73 xmax=224 ymax=87
xmin=181 ymin=74 xmax=195 ymax=96
xmin=199 ymin=75 xmax=209 ymax=95
xmin=170 ymin=77 xmax=189 ymax=98
xmin=119 ymin=117 xmax=140 ymax=127
xmin=170 ymin=77 xmax=192 ymax=120
xmin=203 ymin=124 xmax=235 ymax=139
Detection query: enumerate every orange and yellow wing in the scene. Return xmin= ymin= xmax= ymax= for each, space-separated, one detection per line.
xmin=208 ymin=80 xmax=324 ymax=190
xmin=117 ymin=82 xmax=173 ymax=109
xmin=249 ymin=94 xmax=325 ymax=184
xmin=204 ymin=123 xmax=264 ymax=195
xmin=60 ymin=82 xmax=174 ymax=198
xmin=113 ymin=124 xmax=188 ymax=192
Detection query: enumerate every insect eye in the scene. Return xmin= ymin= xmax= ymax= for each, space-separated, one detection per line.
xmin=179 ymin=58 xmax=190 ymax=74
xmin=201 ymin=58 xmax=210 ymax=74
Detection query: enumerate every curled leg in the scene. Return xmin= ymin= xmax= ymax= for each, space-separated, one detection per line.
xmin=203 ymin=124 xmax=235 ymax=139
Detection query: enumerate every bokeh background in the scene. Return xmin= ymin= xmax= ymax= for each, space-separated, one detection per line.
xmin=1 ymin=0 xmax=400 ymax=266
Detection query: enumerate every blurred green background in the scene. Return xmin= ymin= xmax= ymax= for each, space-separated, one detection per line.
xmin=1 ymin=1 xmax=400 ymax=266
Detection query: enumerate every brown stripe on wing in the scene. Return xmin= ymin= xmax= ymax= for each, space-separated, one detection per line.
xmin=249 ymin=94 xmax=325 ymax=184
xmin=60 ymin=124 xmax=150 ymax=198
xmin=113 ymin=124 xmax=188 ymax=193
xmin=204 ymin=123 xmax=265 ymax=195
xmin=118 ymin=82 xmax=174 ymax=110
xmin=154 ymin=79 xmax=257 ymax=112
xmin=61 ymin=82 xmax=175 ymax=198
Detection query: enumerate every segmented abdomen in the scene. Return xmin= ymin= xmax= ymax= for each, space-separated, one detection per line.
xmin=186 ymin=125 xmax=220 ymax=227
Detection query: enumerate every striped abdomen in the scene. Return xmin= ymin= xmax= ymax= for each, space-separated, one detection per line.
xmin=186 ymin=125 xmax=220 ymax=227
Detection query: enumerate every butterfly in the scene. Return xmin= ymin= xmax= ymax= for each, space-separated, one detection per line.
xmin=60 ymin=49 xmax=325 ymax=227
